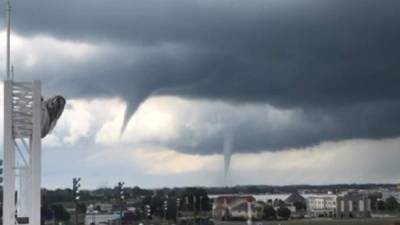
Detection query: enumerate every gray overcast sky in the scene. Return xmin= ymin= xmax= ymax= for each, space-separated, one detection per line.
xmin=1 ymin=0 xmax=400 ymax=188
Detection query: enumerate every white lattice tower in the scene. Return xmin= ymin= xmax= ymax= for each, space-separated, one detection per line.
xmin=3 ymin=80 xmax=42 ymax=225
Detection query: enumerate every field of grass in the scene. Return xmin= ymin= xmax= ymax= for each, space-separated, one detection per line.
xmin=216 ymin=218 xmax=400 ymax=225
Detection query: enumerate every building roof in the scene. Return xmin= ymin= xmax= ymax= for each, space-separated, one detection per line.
xmin=214 ymin=195 xmax=255 ymax=205
xmin=285 ymin=192 xmax=306 ymax=203
xmin=213 ymin=195 xmax=256 ymax=211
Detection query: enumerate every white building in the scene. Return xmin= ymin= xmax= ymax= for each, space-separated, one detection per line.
xmin=306 ymin=194 xmax=337 ymax=217
xmin=212 ymin=195 xmax=263 ymax=220
xmin=336 ymin=193 xmax=371 ymax=218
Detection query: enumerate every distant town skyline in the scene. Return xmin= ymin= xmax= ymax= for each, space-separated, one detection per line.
xmin=1 ymin=0 xmax=400 ymax=189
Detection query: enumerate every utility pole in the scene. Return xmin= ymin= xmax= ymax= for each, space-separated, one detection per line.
xmin=176 ymin=198 xmax=180 ymax=222
xmin=193 ymin=196 xmax=196 ymax=223
xmin=199 ymin=196 xmax=203 ymax=225
xmin=73 ymin=177 xmax=81 ymax=225
xmin=117 ymin=182 xmax=125 ymax=225
xmin=199 ymin=196 xmax=203 ymax=215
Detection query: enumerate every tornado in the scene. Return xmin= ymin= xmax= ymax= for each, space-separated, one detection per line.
xmin=223 ymin=132 xmax=234 ymax=182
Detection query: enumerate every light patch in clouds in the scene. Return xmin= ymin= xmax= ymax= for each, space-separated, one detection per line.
xmin=95 ymin=100 xmax=126 ymax=145
xmin=0 ymin=31 xmax=99 ymax=72
xmin=52 ymin=98 xmax=125 ymax=145
xmin=75 ymin=137 xmax=400 ymax=188
xmin=233 ymin=148 xmax=337 ymax=172
xmin=131 ymin=148 xmax=221 ymax=175
xmin=121 ymin=97 xmax=181 ymax=143
xmin=57 ymin=100 xmax=92 ymax=144
xmin=229 ymin=138 xmax=400 ymax=185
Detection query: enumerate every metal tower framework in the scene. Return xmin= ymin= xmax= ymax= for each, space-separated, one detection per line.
xmin=3 ymin=80 xmax=42 ymax=225
xmin=3 ymin=2 xmax=42 ymax=225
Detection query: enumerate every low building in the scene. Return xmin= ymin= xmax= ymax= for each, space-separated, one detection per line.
xmin=85 ymin=213 xmax=120 ymax=225
xmin=306 ymin=194 xmax=337 ymax=217
xmin=212 ymin=195 xmax=259 ymax=220
xmin=94 ymin=203 xmax=113 ymax=213
xmin=229 ymin=200 xmax=264 ymax=220
xmin=336 ymin=193 xmax=371 ymax=219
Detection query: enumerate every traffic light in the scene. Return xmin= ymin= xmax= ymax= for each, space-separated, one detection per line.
xmin=72 ymin=177 xmax=81 ymax=201
xmin=117 ymin=181 xmax=125 ymax=200
xmin=163 ymin=200 xmax=168 ymax=220
xmin=164 ymin=200 xmax=168 ymax=211
xmin=145 ymin=205 xmax=151 ymax=218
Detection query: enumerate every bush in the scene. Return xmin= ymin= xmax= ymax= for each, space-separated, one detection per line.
xmin=263 ymin=205 xmax=276 ymax=220
xmin=52 ymin=204 xmax=70 ymax=222
xmin=276 ymin=206 xmax=291 ymax=219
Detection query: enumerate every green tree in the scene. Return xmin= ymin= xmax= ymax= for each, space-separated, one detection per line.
xmin=385 ymin=196 xmax=398 ymax=211
xmin=179 ymin=188 xmax=210 ymax=212
xmin=276 ymin=206 xmax=291 ymax=219
xmin=122 ymin=211 xmax=140 ymax=224
xmin=377 ymin=200 xmax=385 ymax=211
xmin=263 ymin=205 xmax=276 ymax=220
xmin=41 ymin=204 xmax=53 ymax=225
xmin=77 ymin=203 xmax=87 ymax=214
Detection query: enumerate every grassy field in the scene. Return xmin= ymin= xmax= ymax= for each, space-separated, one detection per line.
xmin=216 ymin=218 xmax=400 ymax=225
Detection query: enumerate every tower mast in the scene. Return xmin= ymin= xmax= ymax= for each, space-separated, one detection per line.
xmin=6 ymin=0 xmax=11 ymax=80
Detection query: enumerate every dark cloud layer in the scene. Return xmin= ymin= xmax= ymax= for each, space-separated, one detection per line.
xmin=5 ymin=0 xmax=400 ymax=153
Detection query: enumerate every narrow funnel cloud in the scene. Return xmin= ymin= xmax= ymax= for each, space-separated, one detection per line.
xmin=120 ymin=102 xmax=141 ymax=135
xmin=119 ymin=92 xmax=150 ymax=135
xmin=223 ymin=132 xmax=234 ymax=182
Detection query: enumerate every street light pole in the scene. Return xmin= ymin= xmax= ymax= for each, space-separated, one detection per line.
xmin=199 ymin=196 xmax=203 ymax=225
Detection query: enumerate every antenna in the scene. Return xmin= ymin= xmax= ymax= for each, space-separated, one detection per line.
xmin=6 ymin=0 xmax=11 ymax=80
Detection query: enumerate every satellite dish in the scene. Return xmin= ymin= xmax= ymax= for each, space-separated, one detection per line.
xmin=41 ymin=96 xmax=66 ymax=138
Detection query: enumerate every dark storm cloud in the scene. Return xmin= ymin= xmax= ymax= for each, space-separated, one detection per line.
xmin=5 ymin=0 xmax=400 ymax=153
